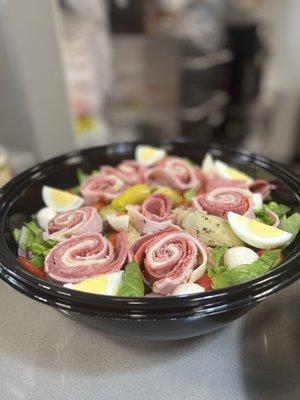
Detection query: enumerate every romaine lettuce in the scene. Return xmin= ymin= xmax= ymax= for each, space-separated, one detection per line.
xmin=117 ymin=262 xmax=144 ymax=297
xmin=279 ymin=212 xmax=300 ymax=246
xmin=212 ymin=249 xmax=281 ymax=289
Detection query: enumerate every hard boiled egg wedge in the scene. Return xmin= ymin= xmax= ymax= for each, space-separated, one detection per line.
xmin=227 ymin=212 xmax=292 ymax=249
xmin=135 ymin=145 xmax=166 ymax=166
xmin=201 ymin=152 xmax=215 ymax=177
xmin=64 ymin=271 xmax=123 ymax=296
xmin=214 ymin=160 xmax=254 ymax=183
xmin=42 ymin=185 xmax=84 ymax=212
xmin=107 ymin=214 xmax=130 ymax=231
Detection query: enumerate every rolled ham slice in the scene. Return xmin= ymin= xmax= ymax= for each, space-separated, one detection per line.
xmin=80 ymin=168 xmax=128 ymax=204
xmin=131 ymin=227 xmax=209 ymax=294
xmin=45 ymin=232 xmax=128 ymax=283
xmin=45 ymin=207 xmax=103 ymax=241
xmin=145 ymin=156 xmax=202 ymax=191
xmin=249 ymin=179 xmax=276 ymax=200
xmin=193 ymin=187 xmax=255 ymax=219
xmin=117 ymin=160 xmax=146 ymax=184
xmin=127 ymin=194 xmax=173 ymax=234
xmin=206 ymin=178 xmax=248 ymax=193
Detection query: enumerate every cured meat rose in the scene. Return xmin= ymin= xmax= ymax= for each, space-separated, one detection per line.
xmin=205 ymin=178 xmax=248 ymax=193
xmin=45 ymin=232 xmax=128 ymax=283
xmin=249 ymin=179 xmax=276 ymax=200
xmin=131 ymin=227 xmax=208 ymax=294
xmin=45 ymin=207 xmax=103 ymax=241
xmin=127 ymin=194 xmax=173 ymax=234
xmin=145 ymin=156 xmax=202 ymax=191
xmin=193 ymin=187 xmax=254 ymax=219
xmin=117 ymin=160 xmax=146 ymax=184
xmin=80 ymin=167 xmax=128 ymax=204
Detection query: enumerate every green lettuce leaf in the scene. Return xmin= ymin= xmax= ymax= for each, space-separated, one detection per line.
xmin=279 ymin=212 xmax=300 ymax=247
xmin=212 ymin=249 xmax=281 ymax=289
xmin=25 ymin=221 xmax=43 ymax=238
xmin=212 ymin=246 xmax=228 ymax=266
xmin=255 ymin=209 xmax=274 ymax=225
xmin=71 ymin=186 xmax=80 ymax=195
xmin=76 ymin=168 xmax=89 ymax=185
xmin=207 ymin=265 xmax=227 ymax=278
xmin=30 ymin=255 xmax=45 ymax=268
xmin=117 ymin=262 xmax=144 ymax=297
xmin=265 ymin=202 xmax=291 ymax=218
xmin=15 ymin=219 xmax=58 ymax=261
xmin=255 ymin=202 xmax=291 ymax=225
xmin=183 ymin=189 xmax=197 ymax=201
xmin=18 ymin=226 xmax=34 ymax=249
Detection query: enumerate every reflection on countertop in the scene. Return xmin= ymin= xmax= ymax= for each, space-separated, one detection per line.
xmin=240 ymin=283 xmax=300 ymax=400
xmin=0 ymin=279 xmax=299 ymax=400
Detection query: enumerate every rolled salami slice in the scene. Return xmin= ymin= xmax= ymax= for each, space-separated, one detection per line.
xmin=117 ymin=160 xmax=146 ymax=185
xmin=45 ymin=232 xmax=128 ymax=283
xmin=127 ymin=194 xmax=173 ymax=234
xmin=45 ymin=207 xmax=103 ymax=241
xmin=131 ymin=227 xmax=208 ymax=294
xmin=145 ymin=156 xmax=202 ymax=191
xmin=80 ymin=168 xmax=128 ymax=204
xmin=193 ymin=187 xmax=255 ymax=219
xmin=205 ymin=178 xmax=248 ymax=193
xmin=249 ymin=179 xmax=276 ymax=200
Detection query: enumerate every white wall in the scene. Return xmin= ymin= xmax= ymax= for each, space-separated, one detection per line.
xmin=0 ymin=0 xmax=75 ymax=162
xmin=260 ymin=0 xmax=300 ymax=162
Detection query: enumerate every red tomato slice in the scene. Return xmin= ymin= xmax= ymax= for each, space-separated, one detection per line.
xmin=196 ymin=273 xmax=212 ymax=291
xmin=18 ymin=256 xmax=47 ymax=280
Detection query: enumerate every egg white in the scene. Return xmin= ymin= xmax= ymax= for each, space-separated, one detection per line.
xmin=107 ymin=214 xmax=130 ymax=231
xmin=214 ymin=160 xmax=254 ymax=183
xmin=135 ymin=145 xmax=166 ymax=166
xmin=42 ymin=185 xmax=84 ymax=212
xmin=227 ymin=212 xmax=292 ymax=249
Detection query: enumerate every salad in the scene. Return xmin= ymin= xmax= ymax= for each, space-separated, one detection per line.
xmin=13 ymin=145 xmax=300 ymax=297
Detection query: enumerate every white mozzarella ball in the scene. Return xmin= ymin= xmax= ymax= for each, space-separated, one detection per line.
xmin=252 ymin=193 xmax=263 ymax=210
xmin=36 ymin=207 xmax=57 ymax=230
xmin=224 ymin=246 xmax=259 ymax=269
xmin=171 ymin=283 xmax=205 ymax=296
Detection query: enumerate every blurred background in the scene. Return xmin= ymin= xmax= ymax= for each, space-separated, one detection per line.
xmin=0 ymin=0 xmax=300 ymax=185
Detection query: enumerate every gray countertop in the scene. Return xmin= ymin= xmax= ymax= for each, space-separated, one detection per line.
xmin=0 ymin=280 xmax=299 ymax=400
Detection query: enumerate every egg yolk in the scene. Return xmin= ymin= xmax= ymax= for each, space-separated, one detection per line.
xmin=71 ymin=275 xmax=108 ymax=294
xmin=140 ymin=146 xmax=160 ymax=161
xmin=249 ymin=219 xmax=282 ymax=237
xmin=51 ymin=189 xmax=77 ymax=207
xmin=227 ymin=167 xmax=252 ymax=181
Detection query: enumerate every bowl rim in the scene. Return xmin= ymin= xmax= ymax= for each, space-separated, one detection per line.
xmin=0 ymin=140 xmax=300 ymax=319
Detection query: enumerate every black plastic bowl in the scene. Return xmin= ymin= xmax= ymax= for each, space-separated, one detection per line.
xmin=0 ymin=141 xmax=299 ymax=340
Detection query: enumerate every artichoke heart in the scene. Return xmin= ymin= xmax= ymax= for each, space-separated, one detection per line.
xmin=175 ymin=208 xmax=244 ymax=247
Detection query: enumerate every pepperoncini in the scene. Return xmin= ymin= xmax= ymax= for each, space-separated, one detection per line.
xmin=153 ymin=186 xmax=183 ymax=207
xmin=111 ymin=184 xmax=151 ymax=211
